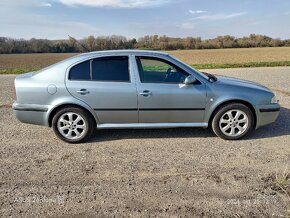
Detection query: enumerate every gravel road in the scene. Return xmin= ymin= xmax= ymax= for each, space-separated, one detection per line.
xmin=0 ymin=67 xmax=290 ymax=217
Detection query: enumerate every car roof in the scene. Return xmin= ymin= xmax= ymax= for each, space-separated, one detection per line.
xmin=33 ymin=50 xmax=170 ymax=78
xmin=77 ymin=49 xmax=169 ymax=58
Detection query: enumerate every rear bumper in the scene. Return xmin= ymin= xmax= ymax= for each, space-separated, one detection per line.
xmin=255 ymin=103 xmax=280 ymax=129
xmin=12 ymin=102 xmax=49 ymax=126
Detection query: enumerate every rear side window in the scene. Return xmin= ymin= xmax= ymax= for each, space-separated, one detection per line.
xmin=69 ymin=60 xmax=90 ymax=80
xmin=92 ymin=56 xmax=129 ymax=82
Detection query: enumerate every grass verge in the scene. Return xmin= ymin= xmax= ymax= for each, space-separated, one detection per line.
xmin=190 ymin=61 xmax=290 ymax=69
xmin=0 ymin=68 xmax=40 ymax=74
xmin=1 ymin=61 xmax=290 ymax=74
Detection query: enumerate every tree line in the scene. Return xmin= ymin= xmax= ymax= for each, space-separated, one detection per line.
xmin=1 ymin=34 xmax=290 ymax=54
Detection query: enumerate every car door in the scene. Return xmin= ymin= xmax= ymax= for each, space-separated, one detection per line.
xmin=66 ymin=55 xmax=138 ymax=124
xmin=135 ymin=56 xmax=206 ymax=123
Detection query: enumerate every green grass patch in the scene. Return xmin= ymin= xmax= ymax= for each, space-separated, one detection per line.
xmin=190 ymin=61 xmax=290 ymax=69
xmin=143 ymin=61 xmax=290 ymax=72
xmin=143 ymin=65 xmax=169 ymax=71
xmin=1 ymin=61 xmax=290 ymax=74
xmin=0 ymin=68 xmax=40 ymax=74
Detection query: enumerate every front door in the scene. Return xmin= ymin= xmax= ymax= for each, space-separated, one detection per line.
xmin=66 ymin=56 xmax=138 ymax=124
xmin=135 ymin=56 xmax=206 ymax=123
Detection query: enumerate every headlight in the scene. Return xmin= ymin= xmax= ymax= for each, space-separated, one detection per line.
xmin=271 ymin=96 xmax=279 ymax=104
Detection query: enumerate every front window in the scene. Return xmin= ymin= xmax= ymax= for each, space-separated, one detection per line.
xmin=169 ymin=54 xmax=210 ymax=81
xmin=136 ymin=57 xmax=188 ymax=84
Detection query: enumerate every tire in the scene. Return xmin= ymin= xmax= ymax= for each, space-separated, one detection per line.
xmin=211 ymin=103 xmax=254 ymax=140
xmin=52 ymin=106 xmax=95 ymax=143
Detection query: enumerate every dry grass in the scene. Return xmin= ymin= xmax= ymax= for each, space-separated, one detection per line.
xmin=0 ymin=53 xmax=76 ymax=70
xmin=168 ymin=47 xmax=290 ymax=64
xmin=273 ymin=169 xmax=290 ymax=197
xmin=0 ymin=47 xmax=290 ymax=73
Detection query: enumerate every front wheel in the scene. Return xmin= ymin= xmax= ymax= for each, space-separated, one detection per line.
xmin=211 ymin=103 xmax=254 ymax=140
xmin=52 ymin=107 xmax=95 ymax=143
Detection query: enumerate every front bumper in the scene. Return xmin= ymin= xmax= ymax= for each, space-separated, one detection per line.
xmin=12 ymin=102 xmax=50 ymax=126
xmin=255 ymin=103 xmax=280 ymax=129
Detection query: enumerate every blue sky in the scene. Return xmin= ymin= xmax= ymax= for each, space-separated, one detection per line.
xmin=0 ymin=0 xmax=290 ymax=39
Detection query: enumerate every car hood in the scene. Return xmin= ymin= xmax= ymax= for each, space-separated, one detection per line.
xmin=215 ymin=75 xmax=272 ymax=93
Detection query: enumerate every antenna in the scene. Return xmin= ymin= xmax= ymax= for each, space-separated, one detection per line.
xmin=68 ymin=35 xmax=89 ymax=52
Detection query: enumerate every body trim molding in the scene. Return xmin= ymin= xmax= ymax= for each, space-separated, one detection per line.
xmin=94 ymin=108 xmax=205 ymax=111
xmin=97 ymin=122 xmax=208 ymax=129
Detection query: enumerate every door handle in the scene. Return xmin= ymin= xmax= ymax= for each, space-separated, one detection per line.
xmin=139 ymin=90 xmax=152 ymax=97
xmin=77 ymin=89 xmax=90 ymax=95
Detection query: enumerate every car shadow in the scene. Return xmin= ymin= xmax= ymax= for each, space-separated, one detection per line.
xmin=88 ymin=107 xmax=290 ymax=142
xmin=89 ymin=127 xmax=215 ymax=143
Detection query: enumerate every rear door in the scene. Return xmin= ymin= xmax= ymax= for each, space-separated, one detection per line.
xmin=66 ymin=55 xmax=138 ymax=124
xmin=135 ymin=56 xmax=207 ymax=123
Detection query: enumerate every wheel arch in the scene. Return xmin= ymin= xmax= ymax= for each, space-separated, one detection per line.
xmin=208 ymin=99 xmax=257 ymax=128
xmin=48 ymin=103 xmax=97 ymax=127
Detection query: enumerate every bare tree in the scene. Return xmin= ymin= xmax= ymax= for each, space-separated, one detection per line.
xmin=0 ymin=34 xmax=288 ymax=54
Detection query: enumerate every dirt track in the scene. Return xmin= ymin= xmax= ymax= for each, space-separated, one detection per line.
xmin=0 ymin=67 xmax=290 ymax=217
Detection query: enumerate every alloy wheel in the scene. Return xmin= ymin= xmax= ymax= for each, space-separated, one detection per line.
xmin=57 ymin=112 xmax=87 ymax=140
xmin=219 ymin=109 xmax=249 ymax=137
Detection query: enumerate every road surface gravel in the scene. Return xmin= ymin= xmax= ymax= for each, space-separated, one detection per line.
xmin=0 ymin=67 xmax=289 ymax=217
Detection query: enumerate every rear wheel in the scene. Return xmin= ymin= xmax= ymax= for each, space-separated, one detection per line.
xmin=211 ymin=103 xmax=254 ymax=140
xmin=52 ymin=107 xmax=95 ymax=143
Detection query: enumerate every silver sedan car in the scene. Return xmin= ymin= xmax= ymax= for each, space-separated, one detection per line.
xmin=13 ymin=50 xmax=280 ymax=143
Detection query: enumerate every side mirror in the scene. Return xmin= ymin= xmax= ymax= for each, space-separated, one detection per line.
xmin=184 ymin=75 xmax=196 ymax=85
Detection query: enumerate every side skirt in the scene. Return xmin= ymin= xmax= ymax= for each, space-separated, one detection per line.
xmin=97 ymin=122 xmax=208 ymax=129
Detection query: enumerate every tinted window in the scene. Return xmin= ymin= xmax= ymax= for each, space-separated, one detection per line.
xmin=92 ymin=56 xmax=129 ymax=82
xmin=69 ymin=60 xmax=90 ymax=80
xmin=136 ymin=57 xmax=188 ymax=83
